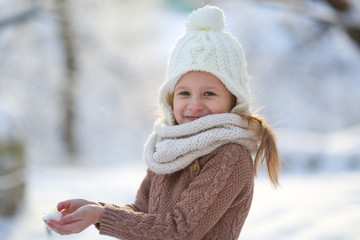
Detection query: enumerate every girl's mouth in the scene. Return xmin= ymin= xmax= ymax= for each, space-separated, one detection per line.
xmin=186 ymin=116 xmax=201 ymax=121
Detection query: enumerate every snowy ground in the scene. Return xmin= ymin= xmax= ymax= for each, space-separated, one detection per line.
xmin=1 ymin=166 xmax=359 ymax=240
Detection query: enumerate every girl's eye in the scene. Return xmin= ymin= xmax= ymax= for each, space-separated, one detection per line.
xmin=204 ymin=91 xmax=215 ymax=96
xmin=179 ymin=91 xmax=190 ymax=96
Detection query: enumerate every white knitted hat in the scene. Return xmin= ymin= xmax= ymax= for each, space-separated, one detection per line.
xmin=158 ymin=5 xmax=251 ymax=125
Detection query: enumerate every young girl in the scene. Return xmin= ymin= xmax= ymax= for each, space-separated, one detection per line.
xmin=45 ymin=5 xmax=281 ymax=239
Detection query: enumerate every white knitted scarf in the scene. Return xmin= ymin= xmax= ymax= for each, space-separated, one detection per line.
xmin=144 ymin=113 xmax=259 ymax=174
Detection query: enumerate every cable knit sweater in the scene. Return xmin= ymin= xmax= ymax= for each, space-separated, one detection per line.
xmin=97 ymin=143 xmax=254 ymax=240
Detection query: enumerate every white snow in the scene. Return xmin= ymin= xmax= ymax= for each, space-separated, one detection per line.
xmin=42 ymin=210 xmax=62 ymax=222
xmin=1 ymin=166 xmax=359 ymax=240
xmin=278 ymin=125 xmax=360 ymax=155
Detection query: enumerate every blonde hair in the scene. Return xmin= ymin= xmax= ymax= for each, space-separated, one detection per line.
xmin=242 ymin=114 xmax=282 ymax=187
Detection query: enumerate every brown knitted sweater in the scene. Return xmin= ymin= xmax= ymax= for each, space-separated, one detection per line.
xmin=97 ymin=143 xmax=254 ymax=240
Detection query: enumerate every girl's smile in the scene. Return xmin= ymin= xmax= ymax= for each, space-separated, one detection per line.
xmin=186 ymin=116 xmax=201 ymax=121
xmin=173 ymin=71 xmax=235 ymax=125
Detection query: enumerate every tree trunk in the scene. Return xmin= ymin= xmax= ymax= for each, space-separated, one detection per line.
xmin=55 ymin=0 xmax=77 ymax=160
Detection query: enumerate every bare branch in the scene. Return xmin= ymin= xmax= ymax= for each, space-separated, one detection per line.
xmin=252 ymin=0 xmax=360 ymax=49
xmin=0 ymin=6 xmax=38 ymax=29
xmin=346 ymin=26 xmax=360 ymax=46
xmin=325 ymin=0 xmax=350 ymax=12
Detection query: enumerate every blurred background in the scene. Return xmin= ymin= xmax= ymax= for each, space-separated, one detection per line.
xmin=0 ymin=0 xmax=359 ymax=239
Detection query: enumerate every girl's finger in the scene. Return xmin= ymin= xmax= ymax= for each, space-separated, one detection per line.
xmin=60 ymin=211 xmax=80 ymax=224
xmin=57 ymin=200 xmax=71 ymax=211
xmin=60 ymin=209 xmax=70 ymax=216
xmin=46 ymin=221 xmax=69 ymax=235
xmin=48 ymin=219 xmax=82 ymax=235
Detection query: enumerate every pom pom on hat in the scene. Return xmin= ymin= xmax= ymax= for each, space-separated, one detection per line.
xmin=185 ymin=5 xmax=225 ymax=32
xmin=158 ymin=5 xmax=251 ymax=125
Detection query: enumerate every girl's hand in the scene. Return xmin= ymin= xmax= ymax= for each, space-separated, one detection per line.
xmin=57 ymin=199 xmax=97 ymax=216
xmin=45 ymin=199 xmax=104 ymax=235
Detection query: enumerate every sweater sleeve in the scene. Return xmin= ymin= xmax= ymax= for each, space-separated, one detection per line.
xmin=98 ymin=144 xmax=254 ymax=240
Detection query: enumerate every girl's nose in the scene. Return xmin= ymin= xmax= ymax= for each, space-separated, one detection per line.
xmin=187 ymin=98 xmax=204 ymax=111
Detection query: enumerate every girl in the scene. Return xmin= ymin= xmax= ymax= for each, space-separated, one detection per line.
xmin=45 ymin=5 xmax=281 ymax=239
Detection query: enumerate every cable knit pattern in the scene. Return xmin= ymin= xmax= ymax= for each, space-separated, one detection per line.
xmin=144 ymin=113 xmax=258 ymax=174
xmin=98 ymin=143 xmax=254 ymax=240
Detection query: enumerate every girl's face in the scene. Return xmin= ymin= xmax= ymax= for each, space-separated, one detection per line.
xmin=173 ymin=71 xmax=235 ymax=125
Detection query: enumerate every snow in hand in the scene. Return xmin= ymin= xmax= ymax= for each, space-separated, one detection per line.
xmin=42 ymin=209 xmax=62 ymax=222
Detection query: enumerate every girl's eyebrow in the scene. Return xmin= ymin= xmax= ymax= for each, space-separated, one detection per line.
xmin=174 ymin=86 xmax=187 ymax=91
xmin=203 ymin=86 xmax=221 ymax=92
xmin=205 ymin=86 xmax=219 ymax=90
